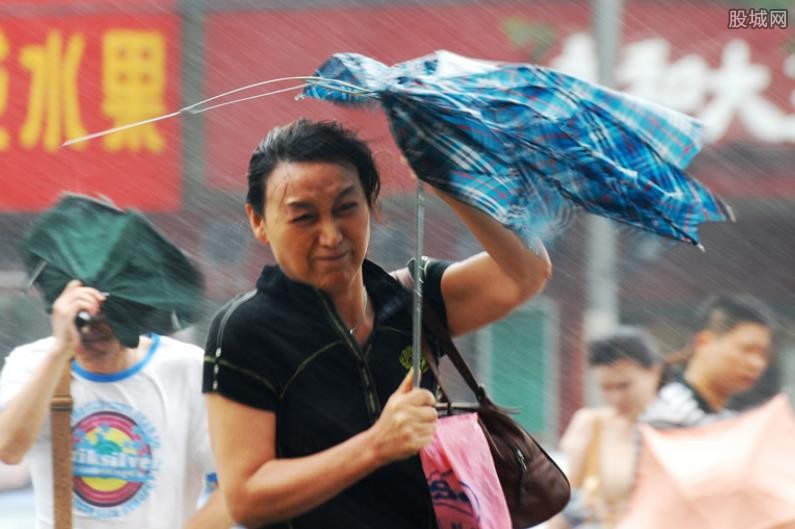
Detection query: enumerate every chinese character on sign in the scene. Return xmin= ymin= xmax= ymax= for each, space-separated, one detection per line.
xmin=749 ymin=9 xmax=770 ymax=29
xmin=728 ymin=8 xmax=749 ymax=29
xmin=102 ymin=30 xmax=166 ymax=153
xmin=19 ymin=31 xmax=87 ymax=152
xmin=0 ymin=29 xmax=9 ymax=151
xmin=770 ymin=10 xmax=788 ymax=28
xmin=551 ymin=33 xmax=795 ymax=143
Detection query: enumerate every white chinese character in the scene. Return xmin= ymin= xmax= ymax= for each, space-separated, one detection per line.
xmin=728 ymin=8 xmax=749 ymax=29
xmin=547 ymin=33 xmax=795 ymax=143
xmin=658 ymin=54 xmax=711 ymax=114
xmin=615 ymin=38 xmax=710 ymax=115
xmin=700 ymin=39 xmax=795 ymax=142
xmin=748 ymin=8 xmax=769 ymax=29
xmin=548 ymin=32 xmax=597 ymax=83
xmin=770 ymin=10 xmax=788 ymax=28
xmin=615 ymin=38 xmax=670 ymax=103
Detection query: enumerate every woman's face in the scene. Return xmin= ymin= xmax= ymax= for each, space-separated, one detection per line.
xmin=593 ymin=359 xmax=660 ymax=418
xmin=246 ymin=160 xmax=371 ymax=294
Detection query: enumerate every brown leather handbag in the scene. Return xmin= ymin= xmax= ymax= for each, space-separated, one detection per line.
xmin=396 ymin=270 xmax=571 ymax=528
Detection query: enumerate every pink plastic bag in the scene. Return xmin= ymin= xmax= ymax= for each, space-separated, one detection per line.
xmin=419 ymin=413 xmax=512 ymax=529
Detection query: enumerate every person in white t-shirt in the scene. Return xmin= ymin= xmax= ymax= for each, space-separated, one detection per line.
xmin=0 ymin=280 xmax=232 ymax=529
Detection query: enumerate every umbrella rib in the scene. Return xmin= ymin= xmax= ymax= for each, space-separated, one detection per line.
xmin=63 ymin=110 xmax=182 ymax=146
xmin=25 ymin=260 xmax=47 ymax=289
xmin=189 ymin=79 xmax=380 ymax=115
xmin=182 ymin=76 xmax=376 ymax=110
xmin=62 ymin=76 xmax=376 ymax=146
xmin=186 ymin=83 xmax=311 ymax=113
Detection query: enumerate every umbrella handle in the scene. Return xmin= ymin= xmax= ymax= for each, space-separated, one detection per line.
xmin=75 ymin=311 xmax=91 ymax=329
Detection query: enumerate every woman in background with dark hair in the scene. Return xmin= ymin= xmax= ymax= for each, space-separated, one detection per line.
xmin=549 ymin=327 xmax=663 ymax=529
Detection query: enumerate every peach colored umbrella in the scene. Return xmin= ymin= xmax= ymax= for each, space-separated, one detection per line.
xmin=617 ymin=395 xmax=795 ymax=529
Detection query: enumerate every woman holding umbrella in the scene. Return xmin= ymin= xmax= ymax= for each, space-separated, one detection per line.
xmin=203 ymin=118 xmax=552 ymax=529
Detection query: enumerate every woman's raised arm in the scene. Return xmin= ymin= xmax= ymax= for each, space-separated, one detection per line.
xmin=435 ymin=189 xmax=552 ymax=337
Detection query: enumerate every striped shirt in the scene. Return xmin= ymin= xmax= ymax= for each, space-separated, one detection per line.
xmin=641 ymin=377 xmax=734 ymax=429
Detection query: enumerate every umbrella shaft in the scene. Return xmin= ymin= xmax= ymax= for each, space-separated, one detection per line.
xmin=412 ymin=183 xmax=425 ymax=388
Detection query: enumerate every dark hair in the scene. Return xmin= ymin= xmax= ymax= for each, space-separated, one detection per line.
xmin=245 ymin=119 xmax=381 ymax=216
xmin=694 ymin=294 xmax=776 ymax=335
xmin=588 ymin=326 xmax=662 ymax=369
xmin=659 ymin=295 xmax=776 ymax=387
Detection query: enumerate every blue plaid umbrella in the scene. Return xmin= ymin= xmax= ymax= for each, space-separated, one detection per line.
xmin=303 ymin=50 xmax=732 ymax=248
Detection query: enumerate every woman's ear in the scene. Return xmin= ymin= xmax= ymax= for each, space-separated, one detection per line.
xmin=245 ymin=203 xmax=269 ymax=244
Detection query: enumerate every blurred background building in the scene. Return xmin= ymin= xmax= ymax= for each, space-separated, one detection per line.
xmin=0 ymin=0 xmax=793 ymax=450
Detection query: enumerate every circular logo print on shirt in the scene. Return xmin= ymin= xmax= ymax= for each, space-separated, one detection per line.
xmin=72 ymin=401 xmax=160 ymax=518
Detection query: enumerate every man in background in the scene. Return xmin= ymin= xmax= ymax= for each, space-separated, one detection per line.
xmin=642 ymin=294 xmax=775 ymax=429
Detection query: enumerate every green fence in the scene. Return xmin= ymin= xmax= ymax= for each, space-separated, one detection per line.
xmin=478 ymin=297 xmax=559 ymax=443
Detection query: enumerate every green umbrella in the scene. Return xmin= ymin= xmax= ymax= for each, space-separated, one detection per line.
xmin=20 ymin=194 xmax=204 ymax=348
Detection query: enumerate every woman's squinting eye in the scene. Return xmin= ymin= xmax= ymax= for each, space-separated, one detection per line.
xmin=291 ymin=214 xmax=315 ymax=224
xmin=336 ymin=202 xmax=358 ymax=213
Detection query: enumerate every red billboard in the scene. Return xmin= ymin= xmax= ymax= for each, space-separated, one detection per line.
xmin=0 ymin=2 xmax=790 ymax=211
xmin=0 ymin=13 xmax=181 ymax=212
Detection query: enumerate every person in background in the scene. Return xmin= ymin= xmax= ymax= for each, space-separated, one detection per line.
xmin=549 ymin=327 xmax=663 ymax=529
xmin=642 ymin=294 xmax=775 ymax=429
xmin=0 ymin=281 xmax=233 ymax=529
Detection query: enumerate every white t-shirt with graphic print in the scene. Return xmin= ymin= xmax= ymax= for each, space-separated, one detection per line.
xmin=0 ymin=334 xmax=214 ymax=529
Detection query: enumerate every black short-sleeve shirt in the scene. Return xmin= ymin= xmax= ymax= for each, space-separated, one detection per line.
xmin=203 ymin=258 xmax=449 ymax=529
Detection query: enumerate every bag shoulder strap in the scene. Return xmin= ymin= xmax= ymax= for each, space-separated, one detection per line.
xmin=583 ymin=414 xmax=602 ymax=483
xmin=393 ymin=268 xmax=486 ymax=403
xmin=51 ymin=363 xmax=73 ymax=529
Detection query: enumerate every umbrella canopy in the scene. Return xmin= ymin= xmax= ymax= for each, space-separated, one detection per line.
xmin=303 ymin=50 xmax=731 ymax=248
xmin=20 ymin=194 xmax=204 ymax=348
xmin=616 ymin=395 xmax=795 ymax=529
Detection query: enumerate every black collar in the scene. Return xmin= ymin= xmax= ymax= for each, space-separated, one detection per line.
xmin=255 ymin=259 xmax=408 ymax=324
xmin=677 ymin=373 xmax=719 ymax=414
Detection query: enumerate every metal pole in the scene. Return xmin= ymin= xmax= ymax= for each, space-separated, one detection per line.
xmin=412 ymin=182 xmax=425 ymax=387
xmin=180 ymin=0 xmax=207 ymax=206
xmin=585 ymin=0 xmax=623 ymax=402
